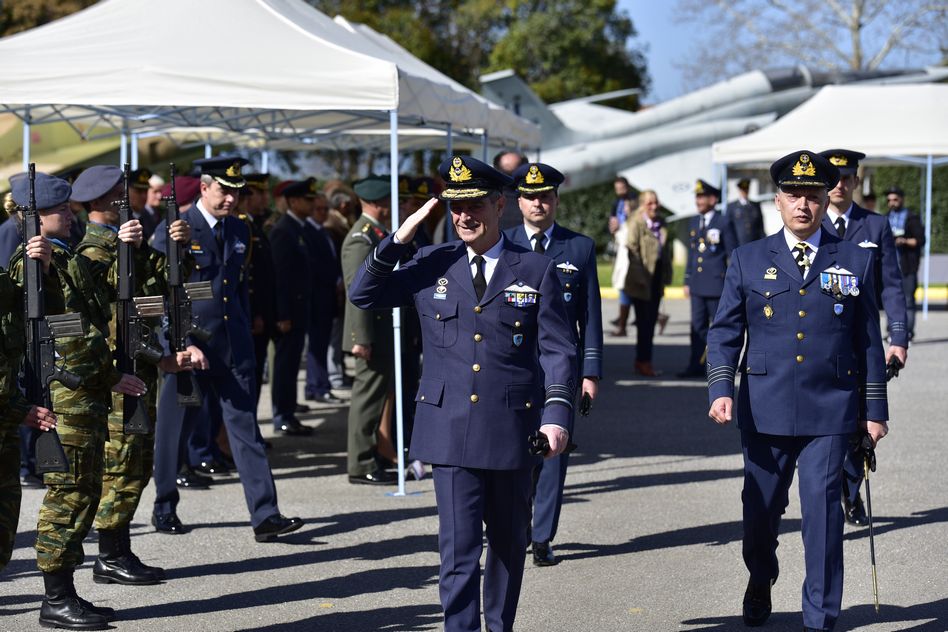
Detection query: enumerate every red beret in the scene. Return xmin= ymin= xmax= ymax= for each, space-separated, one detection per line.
xmin=273 ymin=179 xmax=295 ymax=198
xmin=160 ymin=176 xmax=200 ymax=206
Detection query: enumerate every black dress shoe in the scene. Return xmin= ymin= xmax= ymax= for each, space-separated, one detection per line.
xmin=219 ymin=454 xmax=237 ymax=470
xmin=843 ymin=493 xmax=869 ymax=526
xmin=742 ymin=578 xmax=773 ymax=626
xmin=193 ymin=460 xmax=231 ymax=476
xmin=313 ymin=392 xmax=344 ymax=404
xmin=253 ymin=514 xmax=303 ymax=542
xmin=176 ymin=468 xmax=212 ymax=488
xmin=152 ymin=512 xmax=189 ymax=535
xmin=532 ymin=541 xmax=559 ymax=567
xmin=295 ymin=402 xmax=311 ymax=413
xmin=274 ymin=418 xmax=313 ymax=436
xmin=348 ymin=468 xmax=397 ymax=485
xmin=676 ymin=366 xmax=706 ymax=378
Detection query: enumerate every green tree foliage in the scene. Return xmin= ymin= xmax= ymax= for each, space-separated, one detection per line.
xmin=557 ymin=181 xmax=615 ymax=255
xmin=0 ymin=0 xmax=96 ymax=37
xmin=871 ymin=166 xmax=948 ymax=254
xmin=311 ymin=0 xmax=648 ymax=107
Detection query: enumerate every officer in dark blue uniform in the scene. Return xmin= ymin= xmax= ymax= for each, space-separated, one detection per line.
xmin=726 ymin=178 xmax=766 ymax=245
xmin=267 ymin=179 xmax=317 ymax=435
xmin=150 ymin=157 xmax=301 ymax=542
xmin=707 ymin=151 xmax=889 ymax=632
xmin=818 ymin=149 xmax=907 ymax=527
xmin=679 ymin=179 xmax=738 ymax=377
xmin=502 ymin=162 xmax=602 ymax=567
xmin=349 ymin=156 xmax=577 ymax=632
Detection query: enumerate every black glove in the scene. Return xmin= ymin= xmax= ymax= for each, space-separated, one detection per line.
xmin=579 ymin=392 xmax=592 ymax=417
xmin=886 ymin=356 xmax=904 ymax=381
xmin=859 ymin=432 xmax=877 ymax=473
xmin=527 ymin=431 xmax=577 ymax=456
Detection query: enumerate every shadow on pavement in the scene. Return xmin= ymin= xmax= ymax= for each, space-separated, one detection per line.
xmin=235 ymin=604 xmax=443 ymax=632
xmin=562 ymin=468 xmax=743 ymax=502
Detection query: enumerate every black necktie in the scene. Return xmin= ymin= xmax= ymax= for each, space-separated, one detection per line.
xmin=213 ymin=222 xmax=224 ymax=252
xmin=794 ymin=242 xmax=811 ymax=278
xmin=472 ymin=255 xmax=487 ymax=302
xmin=533 ymin=233 xmax=546 ymax=254
xmin=835 ymin=216 xmax=846 ymax=239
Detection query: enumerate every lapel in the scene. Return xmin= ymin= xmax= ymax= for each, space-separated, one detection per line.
xmin=803 ymin=229 xmax=839 ymax=288
xmin=442 ymin=244 xmax=477 ymax=302
xmin=482 ymin=243 xmax=521 ymax=305
xmin=767 ymin=232 xmax=802 ymax=282
xmin=507 ymin=225 xmax=530 ymax=250
xmin=844 ymin=205 xmax=868 ymax=243
xmin=187 ymin=207 xmax=216 ymax=261
xmin=222 ymin=216 xmax=234 ymax=261
xmin=543 ymin=225 xmax=566 ymax=262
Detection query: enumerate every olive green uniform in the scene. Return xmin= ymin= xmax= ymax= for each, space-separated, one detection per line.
xmin=76 ymin=223 xmax=164 ymax=532
xmin=0 ymin=270 xmax=32 ymax=571
xmin=11 ymin=242 xmax=117 ymax=573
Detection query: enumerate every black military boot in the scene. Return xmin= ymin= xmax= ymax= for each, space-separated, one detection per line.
xmin=39 ymin=569 xmax=110 ymax=630
xmin=92 ymin=528 xmax=160 ymax=586
xmin=119 ymin=525 xmax=165 ymax=580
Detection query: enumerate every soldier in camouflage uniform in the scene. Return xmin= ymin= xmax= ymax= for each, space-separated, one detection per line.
xmin=70 ymin=166 xmax=192 ymax=588
xmin=0 ymin=260 xmax=58 ymax=574
xmin=10 ymin=172 xmax=146 ymax=630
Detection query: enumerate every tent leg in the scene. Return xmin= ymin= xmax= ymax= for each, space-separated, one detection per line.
xmin=481 ymin=132 xmax=489 ymax=162
xmin=261 ymin=150 xmax=269 ymax=173
xmin=130 ymin=132 xmax=139 ymax=170
xmin=204 ymin=143 xmax=213 ymax=159
xmin=922 ymin=154 xmax=933 ymax=320
xmin=719 ymin=164 xmax=729 ymax=211
xmin=22 ymin=106 xmax=31 ymax=171
xmin=388 ymin=109 xmax=407 ymax=497
xmin=445 ymin=124 xmax=455 ymax=242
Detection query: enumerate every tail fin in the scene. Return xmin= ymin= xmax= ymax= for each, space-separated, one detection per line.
xmin=480 ymin=70 xmax=569 ymax=144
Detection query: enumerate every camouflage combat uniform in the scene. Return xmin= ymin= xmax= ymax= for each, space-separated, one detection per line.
xmin=0 ymin=270 xmax=32 ymax=572
xmin=76 ymin=222 xmax=164 ymax=532
xmin=10 ymin=241 xmax=117 ymax=573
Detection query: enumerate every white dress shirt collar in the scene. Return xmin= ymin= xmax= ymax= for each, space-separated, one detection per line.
xmin=826 ymin=203 xmax=853 ymax=226
xmin=522 ymin=223 xmax=554 ymax=248
xmin=196 ymin=200 xmax=219 ymax=231
xmin=467 ymin=235 xmax=505 ymax=283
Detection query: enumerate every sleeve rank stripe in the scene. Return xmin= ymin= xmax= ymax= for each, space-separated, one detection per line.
xmin=544 ymin=396 xmax=574 ymax=408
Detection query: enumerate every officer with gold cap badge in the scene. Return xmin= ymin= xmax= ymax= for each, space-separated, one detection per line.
xmin=707 ymin=151 xmax=889 ymax=632
xmin=348 ymin=155 xmax=576 ymax=632
xmin=679 ymin=179 xmax=738 ymax=377
xmin=818 ymin=148 xmax=907 ymax=527
xmin=502 ymin=162 xmax=602 ymax=567
xmin=150 ymin=156 xmax=302 ymax=542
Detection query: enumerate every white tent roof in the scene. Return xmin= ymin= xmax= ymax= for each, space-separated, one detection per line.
xmin=0 ymin=0 xmax=535 ymax=145
xmin=712 ymin=83 xmax=948 ymax=166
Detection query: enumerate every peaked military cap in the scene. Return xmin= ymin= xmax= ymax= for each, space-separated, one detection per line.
xmin=129 ymin=167 xmax=153 ymax=190
xmin=397 ymin=175 xmax=412 ymax=199
xmin=513 ymin=162 xmax=564 ymax=194
xmin=770 ymin=150 xmax=839 ymax=189
xmin=410 ymin=176 xmax=437 ymax=199
xmin=11 ymin=172 xmax=72 ymax=209
xmin=70 ymin=165 xmax=123 ymax=202
xmin=819 ymin=148 xmax=865 ymax=176
xmin=438 ymin=155 xmax=512 ymax=201
xmin=694 ymin=179 xmax=721 ymax=198
xmin=243 ymin=173 xmax=269 ymax=191
xmin=193 ymin=156 xmax=249 ymax=188
xmin=283 ymin=178 xmax=319 ymax=199
xmin=353 ymin=175 xmax=391 ymax=202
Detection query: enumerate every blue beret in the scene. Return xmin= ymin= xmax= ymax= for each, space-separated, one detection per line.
xmin=770 ymin=151 xmax=839 ymax=189
xmin=11 ymin=172 xmax=72 ymax=209
xmin=438 ymin=155 xmax=512 ymax=200
xmin=70 ymin=165 xmax=123 ymax=203
xmin=512 ymin=162 xmax=564 ymax=194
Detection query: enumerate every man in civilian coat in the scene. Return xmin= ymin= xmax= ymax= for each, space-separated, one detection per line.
xmin=349 ymin=156 xmax=576 ymax=632
xmin=150 ymin=157 xmax=301 ymax=542
xmin=502 ymin=162 xmax=602 ymax=567
xmin=679 ymin=179 xmax=739 ymax=377
xmin=819 ymin=149 xmax=907 ymax=527
xmin=707 ymin=151 xmax=888 ymax=632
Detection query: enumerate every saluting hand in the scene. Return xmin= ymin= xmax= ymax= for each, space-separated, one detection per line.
xmin=539 ymin=424 xmax=569 ymax=458
xmin=708 ymin=397 xmax=732 ymax=425
xmin=394 ymin=198 xmax=439 ymax=244
xmin=25 ymin=235 xmax=52 ymax=274
xmin=117 ymin=219 xmax=144 ymax=248
xmin=169 ymin=219 xmax=191 ymax=244
xmin=23 ymin=406 xmax=57 ymax=432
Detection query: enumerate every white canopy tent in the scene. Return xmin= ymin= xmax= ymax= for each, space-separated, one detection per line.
xmin=712 ymin=83 xmax=948 ymax=317
xmin=0 ymin=0 xmax=540 ymax=494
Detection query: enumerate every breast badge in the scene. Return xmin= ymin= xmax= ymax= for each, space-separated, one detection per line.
xmin=764 ymin=267 xmax=777 ymax=280
xmin=763 ymin=304 xmax=773 ymax=320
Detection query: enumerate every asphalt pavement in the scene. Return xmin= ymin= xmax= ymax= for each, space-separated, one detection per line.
xmin=1 ymin=297 xmax=946 ymax=631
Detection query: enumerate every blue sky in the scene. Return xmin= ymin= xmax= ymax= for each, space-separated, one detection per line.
xmin=617 ymin=1 xmax=685 ymax=103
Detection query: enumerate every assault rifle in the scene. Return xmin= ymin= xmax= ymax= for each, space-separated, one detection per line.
xmin=162 ymin=163 xmax=212 ymax=406
xmin=114 ymin=163 xmax=165 ymax=434
xmin=21 ymin=164 xmax=86 ymax=473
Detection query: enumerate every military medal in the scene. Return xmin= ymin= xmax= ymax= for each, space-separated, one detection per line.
xmin=764 ymin=267 xmax=777 ymax=280
xmin=433 ymin=278 xmax=448 ymax=300
xmin=763 ymin=304 xmax=773 ymax=320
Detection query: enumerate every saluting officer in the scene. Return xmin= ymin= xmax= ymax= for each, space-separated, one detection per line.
xmin=819 ymin=149 xmax=907 ymax=527
xmin=679 ymin=179 xmax=738 ymax=377
xmin=707 ymin=151 xmax=888 ymax=632
xmin=726 ymin=178 xmax=766 ymax=245
xmin=150 ymin=157 xmax=302 ymax=542
xmin=502 ymin=162 xmax=602 ymax=567
xmin=349 ymin=155 xmax=577 ymax=632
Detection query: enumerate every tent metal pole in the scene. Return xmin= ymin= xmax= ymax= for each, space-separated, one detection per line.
xmin=22 ymin=106 xmax=31 ymax=171
xmin=204 ymin=143 xmax=213 ymax=159
xmin=261 ymin=150 xmax=269 ymax=173
xmin=445 ymin=124 xmax=455 ymax=242
xmin=481 ymin=131 xmax=489 ymax=161
xmin=388 ymin=109 xmax=407 ymax=497
xmin=922 ymin=154 xmax=933 ymax=319
xmin=719 ymin=163 xmax=728 ymax=211
xmin=130 ymin=132 xmax=139 ymax=170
